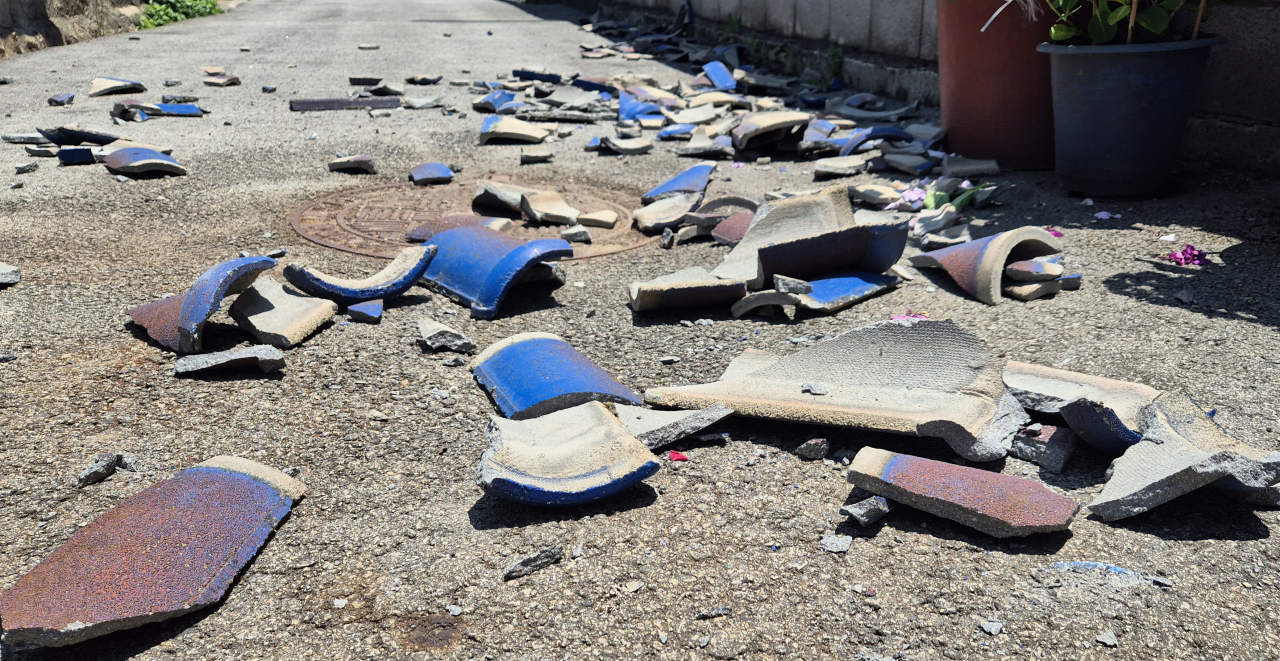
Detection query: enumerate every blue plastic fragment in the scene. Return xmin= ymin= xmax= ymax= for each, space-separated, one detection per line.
xmin=642 ymin=163 xmax=715 ymax=204
xmin=282 ymin=246 xmax=436 ymax=307
xmin=571 ymin=78 xmax=618 ymax=95
xmin=409 ymin=162 xmax=454 ymax=185
xmin=838 ymin=126 xmax=918 ymax=157
xmin=422 ymin=226 xmax=574 ymax=319
xmin=472 ymin=334 xmax=642 ymax=419
xmin=657 ymin=124 xmax=696 ymax=141
xmin=702 ymin=60 xmax=737 ymax=92
xmin=513 ymin=70 xmax=562 ymax=84
xmin=56 ymin=147 xmax=96 ymax=166
xmin=618 ymin=91 xmax=662 ymax=121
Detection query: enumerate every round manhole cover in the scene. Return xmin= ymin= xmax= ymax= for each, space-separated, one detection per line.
xmin=289 ymin=176 xmax=654 ymax=260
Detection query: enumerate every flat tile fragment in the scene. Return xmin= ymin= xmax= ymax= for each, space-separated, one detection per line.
xmin=418 ymin=318 xmax=476 ymax=354
xmin=611 ymin=403 xmax=734 ymax=449
xmin=410 ymin=162 xmax=454 ymax=185
xmin=1003 ymin=361 xmax=1159 ymax=455
xmin=642 ymin=162 xmax=715 ymax=204
xmin=103 ymin=147 xmax=187 ymax=176
xmin=405 ymin=215 xmax=507 ymax=242
xmin=174 ymin=345 xmax=286 ymax=375
xmin=731 ymin=272 xmax=900 ymax=318
xmin=229 ymin=277 xmax=337 ymax=349
xmin=282 ymin=246 xmax=435 ymax=306
xmin=88 ymin=77 xmax=146 ymax=97
xmin=1010 ymin=424 xmax=1077 ymax=473
xmin=470 ymin=333 xmax=641 ymax=420
xmin=328 ymin=154 xmax=378 ymax=174
xmin=479 ymin=116 xmax=549 ymax=144
xmin=628 ymin=266 xmax=747 ymax=312
xmin=633 ymin=193 xmax=702 ymax=233
xmin=521 ymin=190 xmax=580 ymax=224
xmin=0 ymin=457 xmax=303 ymax=648
xmin=290 ymin=97 xmax=401 ymax=111
xmin=847 ymin=447 xmax=1079 ymax=537
xmin=346 ymin=299 xmax=383 ymax=323
xmin=473 ymin=181 xmax=541 ymax=211
xmin=0 ymin=262 xmax=20 ymax=285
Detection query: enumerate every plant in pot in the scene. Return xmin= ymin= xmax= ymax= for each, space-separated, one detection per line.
xmin=1035 ymin=0 xmax=1225 ymax=199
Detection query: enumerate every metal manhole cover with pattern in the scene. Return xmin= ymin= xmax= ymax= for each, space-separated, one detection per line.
xmin=289 ymin=177 xmax=654 ymax=260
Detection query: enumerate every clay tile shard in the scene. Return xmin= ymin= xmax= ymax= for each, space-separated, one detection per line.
xmin=203 ymin=75 xmax=241 ymax=87
xmin=521 ymin=190 xmax=580 ymax=225
xmin=367 ymin=82 xmax=404 ymax=96
xmin=47 ymin=93 xmax=74 ymax=106
xmin=0 ymin=262 xmax=20 ymax=285
xmin=611 ymin=403 xmax=734 ymax=450
xmin=1089 ymin=393 xmax=1280 ymax=521
xmin=847 ymin=447 xmax=1079 ymax=537
xmin=229 ymin=277 xmax=338 ymax=349
xmin=88 ymin=77 xmax=146 ymax=97
xmin=711 ymin=211 xmax=754 ymax=246
xmin=645 ymin=319 xmax=1029 ymax=461
xmin=478 ymin=402 xmax=660 ymax=506
xmin=701 ymin=60 xmax=738 ymax=91
xmin=479 ymin=116 xmax=549 ymax=144
xmin=103 ymin=148 xmax=187 ymax=177
xmin=38 ymin=126 xmax=121 ymax=146
xmin=126 ymin=256 xmax=275 ymax=353
xmin=513 ymin=69 xmax=562 ymax=84
xmin=289 ymin=97 xmax=401 ymax=112
xmin=909 ymin=227 xmax=1063 ymax=305
xmin=836 ymin=126 xmax=917 ymax=157
xmin=642 ymin=162 xmax=716 ymax=204
xmin=349 ymin=76 xmax=382 ymax=86
xmin=814 ymin=154 xmax=872 ymax=178
xmin=328 ymin=155 xmax=378 ymax=174
xmin=346 ymin=299 xmax=383 ymax=323
xmin=578 ymin=210 xmax=619 ymax=229
xmin=283 ymin=246 xmax=435 ymax=306
xmin=658 ymin=124 xmax=696 ymax=140
xmin=730 ymin=272 xmax=900 ymax=318
xmin=710 ymin=186 xmax=909 ymax=289
xmin=600 ymin=136 xmax=654 ymax=155
xmin=409 ymin=162 xmax=454 ymax=185
xmin=473 ymin=89 xmax=516 ymax=112
xmin=633 ymin=193 xmax=703 ymax=233
xmin=422 ymin=226 xmax=573 ymax=319
xmin=628 ymin=266 xmax=747 ymax=312
xmin=1002 ymin=361 xmax=1159 ymax=455
xmin=470 ymin=333 xmax=642 ymax=420
xmin=174 ymin=345 xmax=286 ymax=376
xmin=730 ymin=111 xmax=811 ymax=150
xmin=56 ymin=147 xmax=96 ymax=166
xmin=473 ymin=181 xmax=541 ymax=212
xmin=1010 ymin=424 xmax=1077 ymax=473
xmin=0 ymin=457 xmax=303 ymax=649
xmin=418 ymin=318 xmax=476 ymax=354
xmin=1003 ymin=279 xmax=1062 ymax=301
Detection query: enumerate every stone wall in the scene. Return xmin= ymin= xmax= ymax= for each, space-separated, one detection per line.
xmin=0 ymin=0 xmax=142 ymax=58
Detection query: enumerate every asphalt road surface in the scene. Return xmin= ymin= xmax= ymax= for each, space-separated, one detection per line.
xmin=2 ymin=0 xmax=1280 ymax=659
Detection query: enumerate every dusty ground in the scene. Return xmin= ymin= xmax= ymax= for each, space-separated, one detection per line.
xmin=2 ymin=0 xmax=1280 ymax=660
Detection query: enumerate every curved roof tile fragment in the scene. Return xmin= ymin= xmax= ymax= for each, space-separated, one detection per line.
xmin=422 ymin=226 xmax=572 ymax=319
xmin=909 ymin=227 xmax=1062 ymax=305
xmin=471 ymin=332 xmax=641 ymax=420
xmin=126 ymin=256 xmax=275 ymax=353
xmin=282 ymin=245 xmax=436 ymax=306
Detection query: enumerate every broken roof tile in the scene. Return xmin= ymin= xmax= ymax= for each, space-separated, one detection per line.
xmin=229 ymin=277 xmax=337 ymax=349
xmin=730 ymin=272 xmax=901 ymax=318
xmin=103 ymin=148 xmax=188 ymax=177
xmin=730 ymin=111 xmax=811 ymax=150
xmin=521 ymin=190 xmax=580 ymax=225
xmin=409 ymin=162 xmax=454 ymax=185
xmin=1010 ymin=424 xmax=1077 ymax=474
xmin=88 ymin=77 xmax=146 ymax=97
xmin=1003 ymin=361 xmax=1159 ymax=455
xmin=346 ymin=299 xmax=383 ymax=323
xmin=627 ymin=267 xmax=746 ymax=312
xmin=642 ymin=162 xmax=715 ymax=205
xmin=847 ymin=447 xmax=1079 ymax=537
xmin=600 ymin=136 xmax=654 ymax=155
xmin=479 ymin=116 xmax=549 ymax=144
xmin=328 ymin=155 xmax=378 ymax=174
xmin=47 ymin=93 xmax=74 ymax=106
xmin=633 ymin=193 xmax=703 ymax=233
xmin=701 ymin=60 xmax=738 ymax=92
xmin=473 ymin=180 xmax=541 ymax=211
xmin=290 ymin=97 xmax=402 ymax=111
xmin=126 ymin=256 xmax=275 ymax=353
xmin=422 ymin=226 xmax=573 ymax=319
xmin=470 ymin=333 xmax=642 ymax=419
xmin=711 ymin=211 xmax=754 ymax=246
xmin=909 ymin=227 xmax=1063 ymax=305
xmin=612 ymin=403 xmax=734 ymax=450
xmin=478 ymin=402 xmax=659 ymax=506
xmin=0 ymin=457 xmax=303 ymax=648
xmin=282 ymin=246 xmax=436 ymax=306
xmin=473 ymin=89 xmax=516 ymax=112
xmin=646 ymin=319 xmax=1028 ymax=461
xmin=203 ymin=75 xmax=241 ymax=87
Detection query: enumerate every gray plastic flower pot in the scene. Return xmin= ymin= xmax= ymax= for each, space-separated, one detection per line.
xmin=1037 ymin=35 xmax=1226 ymax=199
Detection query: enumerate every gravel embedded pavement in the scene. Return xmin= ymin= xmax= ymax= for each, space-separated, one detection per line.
xmin=2 ymin=0 xmax=1280 ymax=659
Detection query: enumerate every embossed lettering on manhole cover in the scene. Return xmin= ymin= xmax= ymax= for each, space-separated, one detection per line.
xmin=289 ymin=177 xmax=653 ymax=260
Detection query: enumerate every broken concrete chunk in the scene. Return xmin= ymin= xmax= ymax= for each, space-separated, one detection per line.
xmin=328 ymin=155 xmax=378 ymax=174
xmin=229 ymin=277 xmax=338 ymax=349
xmin=1089 ymin=392 xmax=1280 ymax=521
xmin=409 ymin=162 xmax=454 ymax=185
xmin=664 ymin=104 xmax=722 ymax=126
xmin=561 ymin=225 xmax=591 ymax=244
xmin=578 ymin=210 xmax=619 ymax=229
xmin=78 ymin=453 xmax=120 ymax=488
xmin=521 ymin=190 xmax=580 ymax=225
xmin=795 ymin=438 xmax=830 ymax=459
xmin=346 ymin=299 xmax=383 ymax=323
xmin=0 ymin=457 xmax=303 ymax=648
xmin=1010 ymin=424 xmax=1077 ymax=473
xmin=0 ymin=262 xmax=20 ymax=285
xmin=473 ymin=181 xmax=541 ymax=212
xmin=88 ymin=77 xmax=145 ymax=97
xmin=283 ymin=246 xmax=435 ymax=306
xmin=480 ymin=403 xmax=660 ymax=506
xmin=479 ymin=116 xmax=549 ymax=144
xmin=418 ymin=318 xmax=476 ymax=354
xmin=1003 ymin=279 xmax=1062 ymax=301
xmin=642 ymin=162 xmax=715 ymax=204
xmin=910 ymin=227 xmax=1063 ymax=305
xmin=126 ymin=256 xmax=275 ymax=353
xmin=612 ymin=403 xmax=734 ymax=450
xmin=471 ymin=333 xmax=641 ymax=419
xmin=848 ymin=447 xmax=1079 ymax=537
xmin=422 ymin=227 xmax=573 ymax=319
xmin=103 ymin=148 xmax=187 ymax=176
xmin=646 ymin=319 xmax=1027 ymax=462
xmin=731 ymin=272 xmax=901 ymax=318
xmin=628 ymin=266 xmax=747 ymax=312
xmin=1057 ymin=273 xmax=1083 ymax=290
xmin=174 ymin=345 xmax=286 ymax=375
xmin=730 ymin=111 xmax=810 ymax=150
xmin=1005 ymin=259 xmax=1065 ymax=282
xmin=943 ymin=155 xmax=1000 ymax=178
xmin=633 ymin=193 xmax=702 ymax=233
xmin=502 ymin=546 xmax=564 ymax=580
xmin=842 ymin=495 xmax=893 ymax=526
xmin=1003 ymin=361 xmax=1159 ymax=455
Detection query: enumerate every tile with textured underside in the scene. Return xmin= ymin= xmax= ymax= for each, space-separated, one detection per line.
xmin=173 ymin=345 xmax=285 ymax=375
xmin=711 ymin=186 xmax=908 ymax=289
xmin=645 ymin=319 xmax=1028 ymax=461
xmin=633 ymin=193 xmax=703 ymax=233
xmin=103 ymin=148 xmax=187 ymax=176
xmin=612 ymin=403 xmax=734 ymax=450
xmin=422 ymin=226 xmax=573 ymax=319
xmin=126 ymin=256 xmax=275 ymax=353
xmin=642 ymin=162 xmax=716 ymax=204
xmin=229 ymin=277 xmax=337 ymax=349
xmin=405 ymin=215 xmax=508 ymax=242
xmin=730 ymin=272 xmax=900 ymax=318
xmin=479 ymin=116 xmax=548 ymax=144
xmin=1089 ymin=392 xmax=1280 ymax=521
xmin=282 ymin=246 xmax=435 ymax=306
xmin=730 ymin=111 xmax=811 ymax=150
xmin=88 ymin=77 xmax=145 ymax=97
xmin=628 ymin=266 xmax=747 ymax=312
xmin=289 ymin=97 xmax=401 ymax=111
xmin=346 ymin=299 xmax=383 ymax=323
xmin=470 ymin=333 xmax=641 ymax=420
xmin=478 ymin=402 xmax=660 ymax=506
xmin=410 ymin=162 xmax=454 ymax=185
xmin=1003 ymin=361 xmax=1160 ymax=455
xmin=909 ymin=227 xmax=1062 ymax=305
xmin=0 ymin=457 xmax=303 ymax=649
xmin=847 ymin=447 xmax=1079 ymax=537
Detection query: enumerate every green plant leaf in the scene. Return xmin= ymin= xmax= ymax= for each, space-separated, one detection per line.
xmin=1050 ymin=23 xmax=1080 ymax=40
xmin=1137 ymin=6 xmax=1170 ymax=34
xmin=1107 ymin=4 xmax=1130 ymax=25
xmin=1160 ymin=0 xmax=1182 ymax=11
xmin=1063 ymin=0 xmax=1081 ymax=12
xmin=1088 ymin=11 xmax=1118 ymax=43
